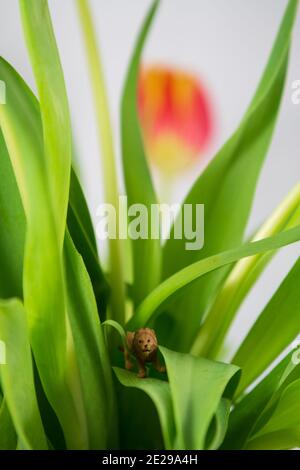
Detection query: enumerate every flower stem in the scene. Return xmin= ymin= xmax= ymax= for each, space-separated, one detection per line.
xmin=77 ymin=0 xmax=125 ymax=324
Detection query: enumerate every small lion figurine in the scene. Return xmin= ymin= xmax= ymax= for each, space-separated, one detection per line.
xmin=121 ymin=328 xmax=166 ymax=378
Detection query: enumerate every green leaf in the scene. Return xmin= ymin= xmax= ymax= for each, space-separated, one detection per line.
xmin=0 ymin=399 xmax=17 ymax=450
xmin=262 ymin=378 xmax=300 ymax=433
xmin=18 ymin=4 xmax=76 ymax=436
xmin=68 ymin=169 xmax=109 ymax=317
xmin=113 ymin=367 xmax=175 ymax=450
xmin=206 ymin=399 xmax=231 ymax=450
xmin=247 ymin=428 xmax=300 ymax=450
xmin=114 ymin=347 xmax=239 ymax=450
xmin=19 ymin=0 xmax=71 ymax=245
xmin=69 ymin=169 xmax=98 ymax=254
xmin=0 ymin=55 xmax=109 ymax=448
xmin=0 ymin=131 xmax=25 ymax=299
xmin=0 ymin=55 xmax=107 ymax=317
xmin=0 ymin=299 xmax=47 ymax=449
xmin=127 ymin=225 xmax=300 ymax=331
xmin=64 ymin=231 xmax=117 ymax=449
xmin=0 ymin=58 xmax=105 ymax=315
xmin=192 ymin=180 xmax=300 ymax=358
xmin=121 ymin=0 xmax=161 ymax=306
xmin=223 ymin=350 xmax=300 ymax=449
xmin=0 ymin=54 xmax=84 ymax=448
xmin=247 ymin=380 xmax=300 ymax=449
xmin=162 ymin=0 xmax=298 ymax=352
xmin=159 ymin=347 xmax=240 ymax=450
xmin=233 ymin=257 xmax=300 ymax=395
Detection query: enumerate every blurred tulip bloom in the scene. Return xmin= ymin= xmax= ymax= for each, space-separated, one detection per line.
xmin=138 ymin=65 xmax=213 ymax=174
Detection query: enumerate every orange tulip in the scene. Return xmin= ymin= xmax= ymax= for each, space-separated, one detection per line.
xmin=138 ymin=65 xmax=213 ymax=173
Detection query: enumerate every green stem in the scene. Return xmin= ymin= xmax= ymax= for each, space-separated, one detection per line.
xmin=77 ymin=0 xmax=125 ymax=324
xmin=191 ymin=181 xmax=300 ymax=359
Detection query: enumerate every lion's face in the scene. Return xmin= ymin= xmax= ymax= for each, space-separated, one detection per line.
xmin=133 ymin=328 xmax=157 ymax=358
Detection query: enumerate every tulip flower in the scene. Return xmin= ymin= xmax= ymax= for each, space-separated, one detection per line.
xmin=138 ymin=65 xmax=213 ymax=173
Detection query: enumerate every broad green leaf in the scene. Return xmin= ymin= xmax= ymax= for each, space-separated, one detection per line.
xmin=247 ymin=380 xmax=300 ymax=449
xmin=102 ymin=320 xmax=166 ymax=449
xmin=223 ymin=350 xmax=300 ymax=449
xmin=260 ymin=379 xmax=300 ymax=433
xmin=0 ymin=63 xmax=105 ymax=315
xmin=18 ymin=6 xmax=78 ymax=442
xmin=68 ymin=169 xmax=109 ymax=317
xmin=64 ymin=232 xmax=117 ymax=449
xmin=0 ymin=56 xmax=109 ymax=448
xmin=0 ymin=399 xmax=17 ymax=450
xmin=113 ymin=367 xmax=175 ymax=450
xmin=0 ymin=299 xmax=47 ymax=449
xmin=69 ymin=168 xmax=98 ymax=254
xmin=162 ymin=0 xmax=298 ymax=352
xmin=206 ymin=399 xmax=230 ymax=450
xmin=127 ymin=225 xmax=300 ymax=331
xmin=109 ymin=326 xmax=166 ymax=449
xmin=0 ymin=131 xmax=24 ymax=299
xmin=159 ymin=347 xmax=240 ymax=449
xmin=0 ymin=56 xmax=84 ymax=448
xmin=192 ymin=180 xmax=300 ymax=358
xmin=121 ymin=0 xmax=161 ymax=306
xmin=19 ymin=0 xmax=71 ymax=245
xmin=0 ymin=55 xmax=107 ymax=317
xmin=246 ymin=428 xmax=300 ymax=450
xmin=33 ymin=362 xmax=66 ymax=450
xmin=233 ymin=257 xmax=300 ymax=395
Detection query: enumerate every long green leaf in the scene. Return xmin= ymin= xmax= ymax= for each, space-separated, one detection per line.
xmin=0 ymin=55 xmax=110 ymax=448
xmin=192 ymin=180 xmax=300 ymax=358
xmin=0 ymin=131 xmax=24 ymax=299
xmin=68 ymin=169 xmax=109 ymax=317
xmin=247 ymin=427 xmax=300 ymax=450
xmin=18 ymin=0 xmax=76 ymax=439
xmin=64 ymin=232 xmax=117 ymax=449
xmin=127 ymin=225 xmax=300 ymax=330
xmin=159 ymin=346 xmax=240 ymax=449
xmin=113 ymin=367 xmax=175 ymax=450
xmin=0 ymin=399 xmax=17 ymax=450
xmin=19 ymin=0 xmax=71 ymax=245
xmin=102 ymin=320 xmax=167 ymax=449
xmin=207 ymin=399 xmax=230 ymax=450
xmin=223 ymin=350 xmax=300 ymax=449
xmin=121 ymin=0 xmax=161 ymax=306
xmin=162 ymin=0 xmax=298 ymax=352
xmin=0 ymin=299 xmax=47 ymax=449
xmin=233 ymin=257 xmax=300 ymax=394
xmin=0 ymin=54 xmax=84 ymax=449
xmin=0 ymin=56 xmax=107 ymax=317
xmin=246 ymin=380 xmax=300 ymax=449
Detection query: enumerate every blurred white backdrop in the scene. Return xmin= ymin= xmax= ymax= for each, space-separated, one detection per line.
xmin=1 ymin=0 xmax=299 ymax=355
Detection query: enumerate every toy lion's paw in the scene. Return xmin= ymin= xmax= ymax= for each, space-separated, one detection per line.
xmin=125 ymin=360 xmax=134 ymax=370
xmin=137 ymin=369 xmax=147 ymax=378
